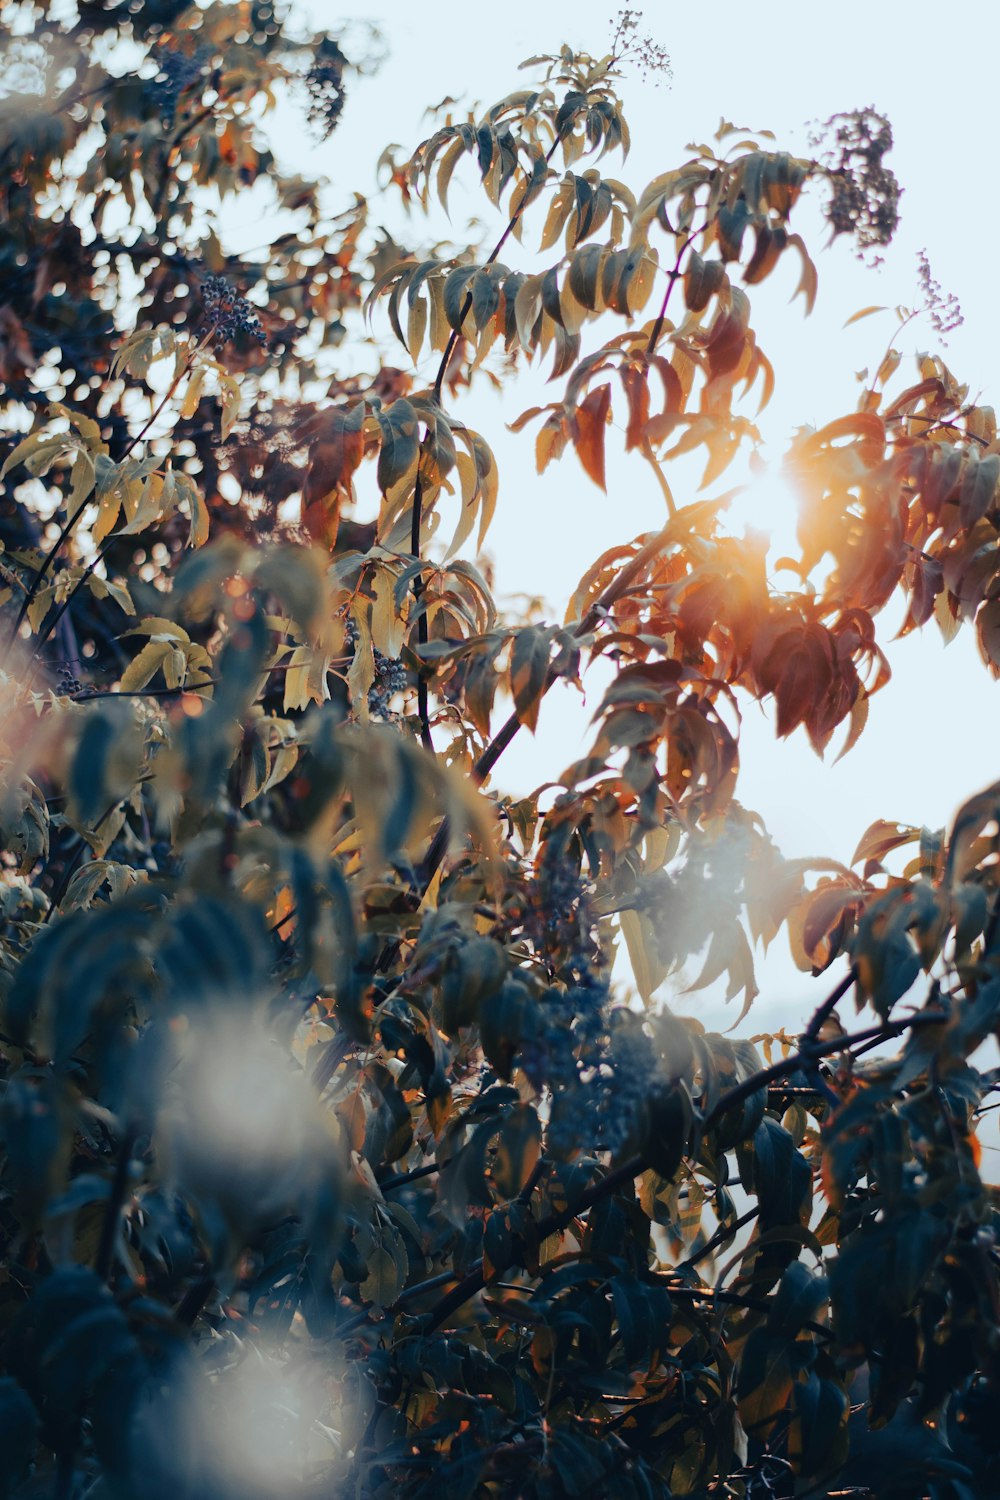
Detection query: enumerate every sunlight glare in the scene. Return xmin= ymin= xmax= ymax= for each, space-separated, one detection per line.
xmin=722 ymin=465 xmax=800 ymax=561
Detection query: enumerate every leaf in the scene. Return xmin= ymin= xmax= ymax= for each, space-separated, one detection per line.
xmin=788 ymin=1373 xmax=847 ymax=1479
xmin=180 ymin=364 xmax=207 ymax=419
xmin=376 ymin=398 xmax=419 ymax=497
xmin=218 ymin=371 xmax=242 ymax=440
xmin=573 ymin=384 xmax=611 ymax=490
xmin=360 ymin=1243 xmax=403 ymax=1307
xmin=118 ymin=639 xmax=172 ymax=693
xmin=843 ymin=305 xmax=887 ymax=327
xmin=2 ymin=429 xmax=65 ymax=478
xmin=619 ymin=908 xmax=667 ymax=1003
xmin=509 ymin=625 xmax=552 ymax=732
xmin=851 ymin=820 xmax=921 ymax=870
xmin=737 ymin=1327 xmax=793 ymax=1436
xmin=0 ymin=1377 xmax=39 ymax=1491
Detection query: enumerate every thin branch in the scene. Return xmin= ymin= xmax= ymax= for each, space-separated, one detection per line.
xmin=43 ymin=796 xmax=123 ymax=922
xmin=95 ymin=1125 xmax=137 ymax=1282
xmin=418 ymin=515 xmax=678 ymax=888
xmin=680 ymin=1205 xmax=760 ymax=1272
xmin=407 ymin=132 xmax=566 ymax=754
xmin=803 ymin=964 xmax=857 ymax=1045
xmin=150 ymin=105 xmax=216 ymax=220
xmin=410 ymin=470 xmax=433 ymax=751
xmin=432 ymin=135 xmax=563 ymax=406
xmin=379 ymin=1159 xmax=440 ymax=1192
xmin=645 ymin=225 xmax=704 ymax=355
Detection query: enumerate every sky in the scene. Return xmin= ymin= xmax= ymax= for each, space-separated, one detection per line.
xmin=226 ymin=0 xmax=1000 ymax=1031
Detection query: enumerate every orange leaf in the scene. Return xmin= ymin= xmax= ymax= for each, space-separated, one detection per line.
xmin=620 ymin=364 xmax=650 ymax=452
xmin=574 ymin=383 xmax=612 ymax=490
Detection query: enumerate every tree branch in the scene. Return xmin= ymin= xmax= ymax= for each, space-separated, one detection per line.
xmin=415 ymin=1005 xmax=950 ymax=1333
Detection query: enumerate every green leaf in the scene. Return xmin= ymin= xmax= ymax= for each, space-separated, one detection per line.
xmin=376 ymin=398 xmax=419 ymax=497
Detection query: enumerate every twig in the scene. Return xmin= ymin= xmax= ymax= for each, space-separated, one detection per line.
xmin=95 ymin=1124 xmax=137 ymax=1282
xmin=680 ymin=1205 xmax=760 ymax=1272
xmin=432 ymin=134 xmax=563 ymax=405
xmin=417 ymin=514 xmax=678 ymax=889
xmin=43 ymin=797 xmax=123 ymax=922
xmin=410 ymin=471 xmax=433 ymax=751
xmin=803 ymin=965 xmax=857 ymax=1045
xmin=645 ymin=225 xmax=705 ymax=355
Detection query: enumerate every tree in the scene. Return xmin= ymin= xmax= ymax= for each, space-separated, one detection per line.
xmin=0 ymin=3 xmax=996 ymax=1496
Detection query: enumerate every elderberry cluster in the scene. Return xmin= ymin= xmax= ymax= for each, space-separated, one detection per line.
xmin=54 ymin=666 xmax=85 ymax=698
xmin=532 ymin=838 xmax=597 ymax=963
xmin=201 ymin=275 xmax=267 ymax=352
xmin=368 ymin=653 xmax=408 ymax=717
xmin=344 ymin=615 xmax=409 ymax=719
xmin=151 ymin=46 xmax=209 ymax=128
xmin=524 ymin=968 xmax=613 ymax=1158
xmin=596 ymin=1012 xmax=657 ymax=1154
xmin=811 ymin=107 xmax=901 ymax=259
xmin=304 ymin=39 xmax=348 ymax=141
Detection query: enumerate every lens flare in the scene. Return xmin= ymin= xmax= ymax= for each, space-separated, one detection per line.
xmin=723 ymin=465 xmax=800 ymax=559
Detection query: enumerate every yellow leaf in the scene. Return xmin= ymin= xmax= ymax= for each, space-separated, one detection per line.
xmin=119 ymin=639 xmax=172 ymax=693
xmin=370 ymin=566 xmax=406 ymax=657
xmin=620 ymin=908 xmax=667 ymax=1002
xmin=283 ymin=644 xmax=313 ymax=713
xmin=843 ymin=304 xmax=887 ymax=328
xmin=163 ymin=647 xmax=187 ymax=690
xmin=180 ymin=365 xmax=207 ymax=419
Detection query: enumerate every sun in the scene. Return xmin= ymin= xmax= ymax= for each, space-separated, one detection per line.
xmin=721 ymin=462 xmax=801 ymax=559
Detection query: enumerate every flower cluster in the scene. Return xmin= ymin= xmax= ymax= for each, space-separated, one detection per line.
xmin=610 ymin=9 xmax=672 ymax=85
xmin=305 ymin=39 xmax=348 ymax=141
xmin=917 ymin=249 xmax=963 ymax=342
xmin=201 ymin=275 xmax=267 ymax=351
xmin=812 ymin=107 xmax=901 ymax=260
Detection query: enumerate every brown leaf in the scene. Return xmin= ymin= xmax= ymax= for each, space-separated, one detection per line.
xmin=620 ymin=364 xmax=650 ymax=452
xmin=573 ymin=383 xmax=612 ymax=490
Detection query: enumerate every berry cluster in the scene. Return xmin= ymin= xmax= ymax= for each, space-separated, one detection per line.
xmin=151 ymin=46 xmax=209 ymax=129
xmin=597 ymin=1011 xmax=657 ymax=1154
xmin=305 ymin=40 xmax=348 ymax=141
xmin=54 ymin=666 xmax=84 ymax=698
xmin=201 ymin=275 xmax=267 ymax=352
xmin=368 ymin=652 xmax=408 ymax=718
xmin=811 ymin=108 xmax=901 ymax=260
xmin=519 ymin=965 xmax=622 ymax=1159
xmin=532 ymin=838 xmax=597 ymax=962
xmin=344 ymin=615 xmax=409 ymax=719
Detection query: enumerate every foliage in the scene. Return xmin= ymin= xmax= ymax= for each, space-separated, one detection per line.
xmin=0 ymin=3 xmax=997 ymax=1497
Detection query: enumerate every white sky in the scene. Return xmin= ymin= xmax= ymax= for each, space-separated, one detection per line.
xmin=231 ymin=1 xmax=1000 ymax=1031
